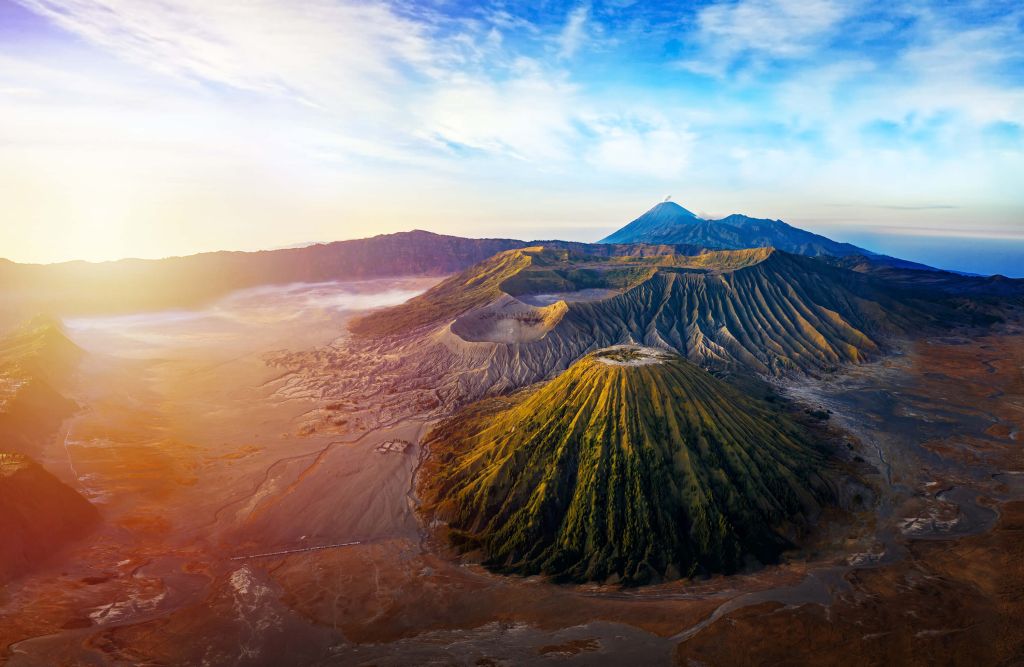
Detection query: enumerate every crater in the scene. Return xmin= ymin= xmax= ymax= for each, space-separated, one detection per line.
xmin=516 ymin=288 xmax=619 ymax=307
xmin=451 ymin=296 xmax=567 ymax=344
xmin=592 ymin=345 xmax=670 ymax=366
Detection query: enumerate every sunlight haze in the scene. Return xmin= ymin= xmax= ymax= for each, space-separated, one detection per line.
xmin=1 ymin=0 xmax=1022 ymax=268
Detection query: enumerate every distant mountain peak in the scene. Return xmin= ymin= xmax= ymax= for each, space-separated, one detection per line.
xmin=649 ymin=200 xmax=698 ymax=218
xmin=600 ymin=202 xmax=933 ymax=271
xmin=598 ymin=201 xmax=699 ymax=244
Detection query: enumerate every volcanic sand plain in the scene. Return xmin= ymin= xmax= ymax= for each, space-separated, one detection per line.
xmin=1 ymin=281 xmax=1023 ymax=666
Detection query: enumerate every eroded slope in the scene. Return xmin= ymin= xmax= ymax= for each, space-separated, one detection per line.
xmin=421 ymin=347 xmax=837 ymax=584
xmin=274 ymin=244 xmax=1017 ymax=437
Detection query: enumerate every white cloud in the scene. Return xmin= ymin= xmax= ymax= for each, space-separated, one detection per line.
xmin=15 ymin=0 xmax=437 ymax=113
xmin=700 ymin=0 xmax=848 ymax=55
xmin=586 ymin=114 xmax=695 ymax=177
xmin=681 ymin=0 xmax=851 ymax=74
xmin=421 ymin=62 xmax=580 ymax=163
xmin=557 ymin=6 xmax=590 ymax=60
xmin=893 ymin=13 xmax=1024 ymax=123
xmin=4 ymin=0 xmax=1023 ymax=262
xmin=10 ymin=0 xmax=603 ymax=170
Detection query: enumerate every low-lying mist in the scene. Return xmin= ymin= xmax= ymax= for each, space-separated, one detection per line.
xmin=63 ymin=277 xmax=439 ymax=357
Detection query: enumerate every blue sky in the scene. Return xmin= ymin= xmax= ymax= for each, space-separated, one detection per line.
xmin=0 ymin=0 xmax=1022 ymax=273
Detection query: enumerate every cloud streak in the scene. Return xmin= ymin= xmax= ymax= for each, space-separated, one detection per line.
xmin=0 ymin=0 xmax=1022 ymax=263
xmin=16 ymin=0 xmax=436 ymax=105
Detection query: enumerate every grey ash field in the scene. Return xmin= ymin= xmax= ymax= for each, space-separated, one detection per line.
xmin=2 ymin=202 xmax=1024 ymax=666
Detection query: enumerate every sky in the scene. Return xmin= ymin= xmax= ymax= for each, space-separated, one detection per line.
xmin=1 ymin=0 xmax=1022 ymax=274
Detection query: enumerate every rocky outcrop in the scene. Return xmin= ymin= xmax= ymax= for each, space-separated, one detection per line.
xmin=269 ymin=243 xmax=1013 ymax=436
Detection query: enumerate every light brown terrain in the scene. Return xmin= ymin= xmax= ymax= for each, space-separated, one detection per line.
xmin=1 ymin=276 xmax=1022 ymax=666
xmin=678 ymin=323 xmax=1024 ymax=665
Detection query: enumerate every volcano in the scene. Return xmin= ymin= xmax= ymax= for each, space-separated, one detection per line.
xmin=600 ymin=201 xmax=931 ymax=270
xmin=421 ymin=346 xmax=837 ymax=584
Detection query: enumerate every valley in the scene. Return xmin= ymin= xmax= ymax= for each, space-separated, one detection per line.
xmin=1 ymin=263 xmax=1022 ymax=664
xmin=4 ymin=1 xmax=1021 ymax=662
xmin=0 ymin=211 xmax=1022 ymax=665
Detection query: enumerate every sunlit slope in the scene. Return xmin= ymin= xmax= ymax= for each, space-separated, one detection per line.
xmin=349 ymin=246 xmax=781 ymax=339
xmin=349 ymin=246 xmax=537 ymax=337
xmin=0 ymin=316 xmax=81 ymax=456
xmin=0 ymin=452 xmax=98 ymax=582
xmin=351 ymin=244 xmax=976 ymax=377
xmin=422 ymin=348 xmax=835 ymax=584
xmin=557 ymin=249 xmax=905 ymax=373
xmin=0 ymin=315 xmax=82 ymax=378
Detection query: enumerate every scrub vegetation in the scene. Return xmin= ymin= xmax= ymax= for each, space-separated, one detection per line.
xmin=422 ymin=348 xmax=836 ymax=584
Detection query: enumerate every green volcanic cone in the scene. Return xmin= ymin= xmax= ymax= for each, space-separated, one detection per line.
xmin=422 ymin=346 xmax=837 ymax=584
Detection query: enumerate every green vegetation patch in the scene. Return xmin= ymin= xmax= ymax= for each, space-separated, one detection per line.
xmin=421 ymin=354 xmax=837 ymax=585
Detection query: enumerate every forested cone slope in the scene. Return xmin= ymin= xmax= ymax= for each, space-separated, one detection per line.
xmin=421 ymin=347 xmax=837 ymax=584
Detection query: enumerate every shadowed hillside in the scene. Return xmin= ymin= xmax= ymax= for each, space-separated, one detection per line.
xmin=0 ymin=319 xmax=97 ymax=582
xmin=0 ymin=231 xmax=530 ymax=320
xmin=0 ymin=452 xmax=99 ymax=583
xmin=0 ymin=317 xmax=82 ymax=457
xmin=421 ymin=347 xmax=837 ymax=584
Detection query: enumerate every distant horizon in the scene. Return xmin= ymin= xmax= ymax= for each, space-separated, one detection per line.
xmin=5 ymin=204 xmax=1023 ymax=278
xmin=1 ymin=0 xmax=1021 ymax=272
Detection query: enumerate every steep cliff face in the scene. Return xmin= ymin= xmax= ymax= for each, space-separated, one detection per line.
xmin=0 ymin=452 xmax=99 ymax=582
xmin=272 ymin=242 xmax=1018 ymax=440
xmin=421 ymin=347 xmax=836 ymax=584
xmin=349 ymin=246 xmax=538 ymax=337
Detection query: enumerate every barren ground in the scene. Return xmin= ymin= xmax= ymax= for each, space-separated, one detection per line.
xmin=1 ymin=281 xmax=1022 ymax=666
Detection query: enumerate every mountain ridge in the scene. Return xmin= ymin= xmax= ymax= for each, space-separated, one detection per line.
xmin=349 ymin=243 xmax=994 ymax=383
xmin=600 ymin=201 xmax=933 ymax=271
xmin=300 ymin=238 xmax=1024 ymax=447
